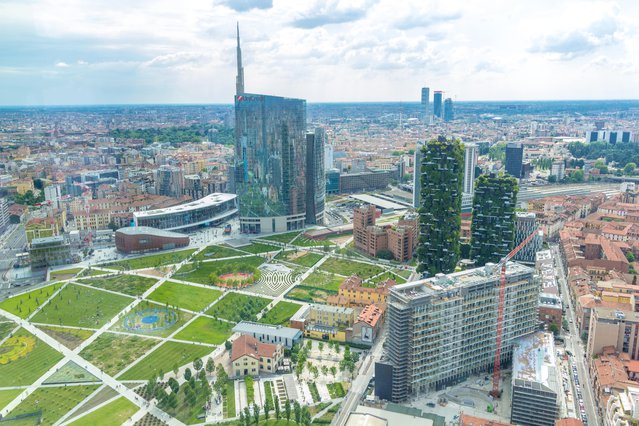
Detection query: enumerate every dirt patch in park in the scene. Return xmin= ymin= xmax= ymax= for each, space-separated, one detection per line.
xmin=138 ymin=268 xmax=168 ymax=278
xmin=219 ymin=272 xmax=253 ymax=281
xmin=286 ymin=251 xmax=309 ymax=261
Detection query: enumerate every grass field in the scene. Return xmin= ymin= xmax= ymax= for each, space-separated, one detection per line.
xmin=0 ymin=321 xmax=16 ymax=340
xmin=147 ymin=281 xmax=222 ymax=312
xmin=259 ymin=231 xmax=300 ymax=244
xmin=326 ymin=382 xmax=346 ymax=398
xmin=69 ymin=396 xmax=138 ymax=426
xmin=118 ymin=341 xmax=212 ymax=380
xmin=301 ymin=271 xmax=344 ymax=292
xmin=285 ymin=285 xmax=335 ymax=303
xmin=6 ymin=385 xmax=99 ymax=425
xmin=174 ymin=256 xmax=265 ymax=285
xmin=37 ymin=325 xmax=94 ymax=349
xmin=236 ymin=242 xmax=280 ymax=254
xmin=50 ymin=268 xmax=83 ymax=278
xmin=391 ymin=268 xmax=414 ymax=279
xmin=80 ymin=333 xmax=160 ymax=376
xmin=206 ymin=292 xmax=271 ymax=322
xmin=0 ymin=282 xmax=63 ymax=319
xmin=0 ymin=389 xmax=21 ymax=411
xmin=367 ymin=271 xmax=406 ymax=284
xmin=79 ymin=268 xmax=109 ymax=277
xmin=0 ymin=328 xmax=63 ymax=387
xmin=277 ymin=251 xmax=324 ymax=267
xmin=103 ymin=249 xmax=197 ymax=270
xmin=258 ymin=301 xmax=301 ymax=326
xmin=195 ymin=245 xmax=244 ymax=261
xmin=174 ymin=317 xmax=233 ymax=344
xmin=31 ymin=284 xmax=132 ymax=328
xmin=78 ymin=275 xmax=157 ymax=296
xmin=319 ymin=258 xmax=384 ymax=279
xmin=291 ymin=235 xmax=333 ymax=248
xmin=110 ymin=301 xmax=192 ymax=337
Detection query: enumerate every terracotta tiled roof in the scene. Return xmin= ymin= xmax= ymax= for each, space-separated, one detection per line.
xmin=231 ymin=335 xmax=278 ymax=362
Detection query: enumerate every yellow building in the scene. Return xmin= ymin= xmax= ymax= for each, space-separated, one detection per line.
xmin=303 ymin=325 xmax=347 ymax=342
xmin=25 ymin=218 xmax=60 ymax=243
xmin=308 ymin=304 xmax=354 ymax=328
xmin=74 ymin=210 xmax=112 ymax=231
xmin=231 ymin=335 xmax=283 ymax=377
xmin=329 ymin=275 xmax=395 ymax=308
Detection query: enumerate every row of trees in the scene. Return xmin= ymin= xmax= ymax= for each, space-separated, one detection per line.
xmin=568 ymin=141 xmax=639 ymax=169
xmin=109 ymin=124 xmax=234 ymax=146
xmin=237 ymin=399 xmax=312 ymax=426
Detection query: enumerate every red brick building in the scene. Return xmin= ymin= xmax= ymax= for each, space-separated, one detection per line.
xmin=115 ymin=226 xmax=189 ymax=253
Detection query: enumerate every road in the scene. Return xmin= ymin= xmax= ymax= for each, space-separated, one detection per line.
xmin=332 ymin=329 xmax=386 ymax=426
xmin=552 ymin=244 xmax=600 ymax=426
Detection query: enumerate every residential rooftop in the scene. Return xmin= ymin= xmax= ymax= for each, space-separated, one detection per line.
xmin=512 ymin=331 xmax=558 ymax=394
xmin=232 ymin=321 xmax=302 ymax=340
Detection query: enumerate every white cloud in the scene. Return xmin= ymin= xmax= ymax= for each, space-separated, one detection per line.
xmin=55 ymin=61 xmax=70 ymax=68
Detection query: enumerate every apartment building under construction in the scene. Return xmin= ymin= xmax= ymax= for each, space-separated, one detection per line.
xmin=377 ymin=262 xmax=538 ymax=402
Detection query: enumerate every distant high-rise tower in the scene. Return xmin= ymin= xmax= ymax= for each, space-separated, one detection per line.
xmin=234 ymin=24 xmax=307 ymax=234
xmin=324 ymin=142 xmax=334 ymax=171
xmin=235 ymin=23 xmax=245 ymax=95
xmin=155 ymin=165 xmax=184 ymax=198
xmin=306 ymin=128 xmax=326 ymax=225
xmin=505 ymin=142 xmax=524 ymax=178
xmin=420 ymin=87 xmax=430 ymax=122
xmin=443 ymin=98 xmax=454 ymax=122
xmin=463 ymin=143 xmax=478 ymax=194
xmin=433 ymin=91 xmax=443 ymax=118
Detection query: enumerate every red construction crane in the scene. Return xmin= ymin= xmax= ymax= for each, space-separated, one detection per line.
xmin=490 ymin=227 xmax=541 ymax=398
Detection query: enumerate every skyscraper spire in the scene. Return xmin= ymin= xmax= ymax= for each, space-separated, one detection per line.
xmin=235 ymin=22 xmax=245 ymax=96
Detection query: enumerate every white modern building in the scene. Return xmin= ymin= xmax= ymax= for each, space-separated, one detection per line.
xmin=133 ymin=193 xmax=237 ymax=231
xmin=462 ymin=143 xmax=478 ymax=211
xmin=413 ymin=141 xmax=424 ymax=208
xmin=550 ymin=161 xmax=565 ymax=181
xmin=44 ymin=185 xmax=62 ymax=210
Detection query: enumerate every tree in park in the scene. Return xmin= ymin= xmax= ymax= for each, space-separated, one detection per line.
xmin=285 ymin=399 xmax=292 ymax=423
xmin=330 ymin=366 xmax=337 ymax=378
xmin=625 ymin=162 xmax=637 ymax=175
xmin=293 ymin=400 xmax=302 ymax=424
xmin=168 ymin=377 xmax=179 ymax=393
xmin=239 ymin=410 xmax=245 ymax=426
xmin=274 ymin=395 xmax=281 ymax=419
xmin=184 ymin=367 xmax=192 ymax=381
xmin=264 ymin=395 xmax=271 ymax=420
xmin=244 ymin=407 xmax=251 ymax=426
xmin=253 ymin=403 xmax=260 ymax=425
xmin=206 ymin=357 xmax=215 ymax=374
xmin=193 ymin=357 xmax=203 ymax=371
xmin=301 ymin=406 xmax=312 ymax=426
xmin=321 ymin=365 xmax=328 ymax=376
xmin=318 ymin=342 xmax=324 ymax=353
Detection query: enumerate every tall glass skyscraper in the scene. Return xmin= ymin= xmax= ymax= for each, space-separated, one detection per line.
xmin=420 ymin=87 xmax=430 ymax=122
xmin=306 ymin=128 xmax=326 ymax=225
xmin=433 ymin=91 xmax=443 ymax=118
xmin=233 ymin=25 xmax=309 ymax=233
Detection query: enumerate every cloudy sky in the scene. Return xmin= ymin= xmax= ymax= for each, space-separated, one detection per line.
xmin=1 ymin=0 xmax=638 ymax=105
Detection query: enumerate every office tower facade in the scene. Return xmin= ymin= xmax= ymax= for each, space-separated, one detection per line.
xmin=505 ymin=142 xmax=524 ymax=178
xmin=420 ymin=87 xmax=430 ymax=122
xmin=470 ymin=173 xmax=518 ymax=266
xmin=443 ymin=98 xmax=454 ymax=122
xmin=513 ymin=212 xmax=542 ymax=263
xmin=324 ymin=142 xmax=334 ymax=171
xmin=0 ymin=198 xmax=8 ymax=234
xmin=383 ymin=263 xmax=538 ymax=401
xmin=44 ymin=185 xmax=62 ymax=210
xmin=433 ymin=91 xmax=443 ymax=118
xmin=305 ymin=128 xmax=326 ymax=225
xmin=412 ymin=141 xmax=424 ymax=208
xmin=416 ymin=137 xmax=464 ymax=275
xmin=183 ymin=174 xmax=203 ymax=199
xmin=155 ymin=165 xmax=184 ymax=198
xmin=462 ymin=143 xmax=478 ymax=194
xmin=233 ymin=26 xmax=307 ymax=233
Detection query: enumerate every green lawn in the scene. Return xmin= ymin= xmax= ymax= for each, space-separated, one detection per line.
xmin=391 ymin=268 xmax=414 ymax=279
xmin=206 ymin=292 xmax=271 ymax=322
xmin=277 ymin=251 xmax=324 ymax=267
xmin=368 ymin=271 xmax=406 ymax=284
xmin=292 ymin=235 xmax=334 ymax=248
xmin=0 ymin=389 xmax=22 ymax=411
xmin=31 ymin=284 xmax=132 ymax=328
xmin=195 ymin=245 xmax=245 ymax=261
xmin=237 ymin=242 xmax=280 ymax=254
xmin=259 ymin=302 xmax=302 ymax=326
xmin=301 ymin=271 xmax=344 ymax=293
xmin=319 ymin=258 xmax=384 ymax=279
xmin=174 ymin=317 xmax=233 ymax=344
xmin=37 ymin=325 xmax=94 ymax=350
xmin=79 ymin=268 xmax=109 ymax=277
xmin=80 ymin=332 xmax=160 ymax=376
xmin=0 ymin=321 xmax=16 ymax=340
xmin=0 ymin=328 xmax=63 ymax=387
xmin=103 ymin=249 xmax=197 ymax=270
xmin=147 ymin=281 xmax=222 ymax=312
xmin=68 ymin=396 xmax=138 ymax=426
xmin=286 ymin=285 xmax=335 ymax=303
xmin=259 ymin=231 xmax=300 ymax=244
xmin=118 ymin=341 xmax=212 ymax=380
xmin=224 ymin=381 xmax=236 ymax=418
xmin=6 ymin=385 xmax=99 ymax=425
xmin=326 ymin=382 xmax=346 ymax=398
xmin=0 ymin=282 xmax=63 ymax=319
xmin=174 ymin=256 xmax=265 ymax=285
xmin=110 ymin=301 xmax=192 ymax=338
xmin=78 ymin=275 xmax=157 ymax=296
xmin=50 ymin=268 xmax=83 ymax=278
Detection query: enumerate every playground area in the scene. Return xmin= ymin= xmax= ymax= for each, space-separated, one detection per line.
xmin=122 ymin=307 xmax=178 ymax=333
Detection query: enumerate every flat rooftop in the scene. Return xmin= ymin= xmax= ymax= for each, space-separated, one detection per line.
xmin=512 ymin=331 xmax=558 ymax=394
xmin=595 ymin=306 xmax=639 ymax=322
xmin=391 ymin=262 xmax=534 ymax=302
xmin=349 ymin=193 xmax=406 ymax=210
xmin=116 ymin=226 xmax=188 ymax=238
xmin=232 ymin=321 xmax=302 ymax=340
xmin=133 ymin=193 xmax=236 ymax=218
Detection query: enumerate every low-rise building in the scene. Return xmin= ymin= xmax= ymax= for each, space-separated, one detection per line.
xmin=588 ymin=308 xmax=639 ymax=360
xmin=29 ymin=235 xmax=72 ymax=269
xmin=352 ymin=304 xmax=384 ymax=344
xmin=232 ymin=321 xmax=302 ymax=349
xmin=307 ymin=304 xmax=355 ymax=329
xmin=328 ymin=275 xmax=396 ymax=308
xmin=114 ymin=226 xmax=190 ymax=253
xmin=604 ymin=385 xmax=639 ymax=426
xmin=231 ymin=334 xmax=284 ymax=377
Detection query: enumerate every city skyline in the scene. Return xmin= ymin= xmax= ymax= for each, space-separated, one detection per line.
xmin=1 ymin=0 xmax=638 ymax=105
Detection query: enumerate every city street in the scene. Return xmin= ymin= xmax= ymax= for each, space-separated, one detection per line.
xmin=553 ymin=244 xmax=600 ymax=426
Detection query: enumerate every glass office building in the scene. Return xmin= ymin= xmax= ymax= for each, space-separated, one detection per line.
xmin=234 ymin=93 xmax=307 ymax=233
